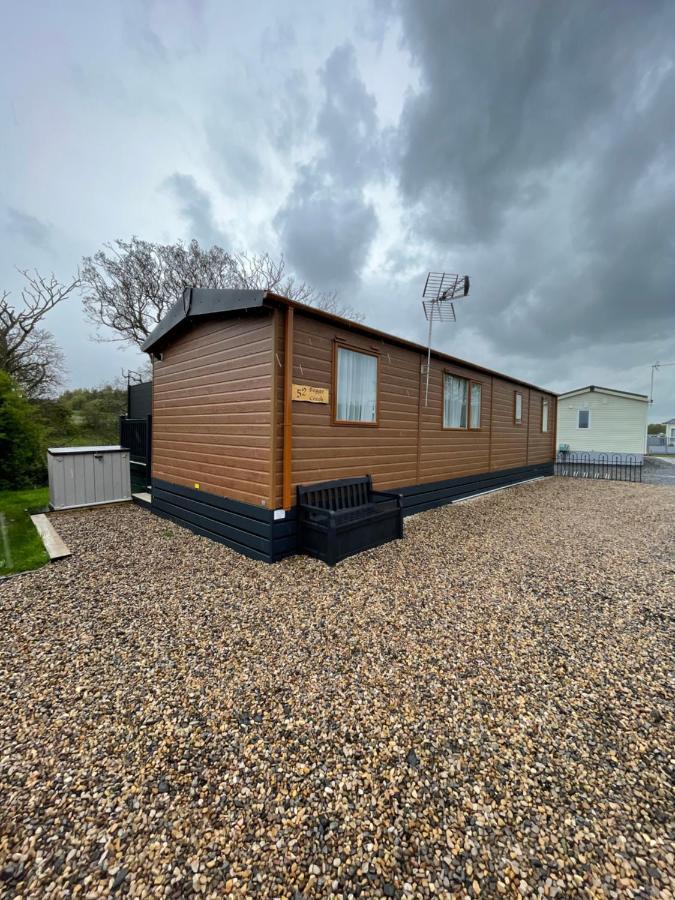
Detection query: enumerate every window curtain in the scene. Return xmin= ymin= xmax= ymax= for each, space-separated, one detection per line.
xmin=470 ymin=383 xmax=481 ymax=427
xmin=336 ymin=348 xmax=377 ymax=422
xmin=444 ymin=375 xmax=468 ymax=427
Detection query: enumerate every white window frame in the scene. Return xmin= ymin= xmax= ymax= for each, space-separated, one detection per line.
xmin=514 ymin=391 xmax=523 ymax=425
xmin=542 ymin=398 xmax=550 ymax=433
xmin=577 ymin=408 xmax=591 ymax=429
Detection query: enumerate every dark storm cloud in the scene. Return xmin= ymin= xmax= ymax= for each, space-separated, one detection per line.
xmin=274 ymin=44 xmax=382 ymax=287
xmin=5 ymin=208 xmax=52 ymax=249
xmin=162 ymin=173 xmax=228 ymax=246
xmin=276 ymin=167 xmax=378 ymax=286
xmin=388 ymin=0 xmax=675 ymax=359
xmin=395 ymin=0 xmax=674 ymax=241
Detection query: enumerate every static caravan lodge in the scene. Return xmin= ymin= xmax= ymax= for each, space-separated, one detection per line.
xmin=556 ymin=385 xmax=648 ymax=457
xmin=141 ymin=290 xmax=557 ymax=562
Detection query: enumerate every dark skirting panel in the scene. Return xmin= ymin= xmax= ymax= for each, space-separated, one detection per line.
xmin=151 ymin=479 xmax=297 ymax=563
xmin=150 ymin=464 xmax=552 ymax=563
xmin=398 ymin=462 xmax=554 ymax=517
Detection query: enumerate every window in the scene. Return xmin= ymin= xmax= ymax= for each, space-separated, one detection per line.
xmin=470 ymin=383 xmax=482 ymax=429
xmin=443 ymin=376 xmax=482 ymax=429
xmin=514 ymin=392 xmax=523 ymax=424
xmin=542 ymin=398 xmax=550 ymax=433
xmin=334 ymin=346 xmax=378 ymax=424
xmin=578 ymin=409 xmax=590 ymax=429
xmin=443 ymin=375 xmax=468 ymax=428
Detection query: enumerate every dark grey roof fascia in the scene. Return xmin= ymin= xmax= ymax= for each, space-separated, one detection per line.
xmin=558 ymin=384 xmax=649 ymax=400
xmin=141 ymin=288 xmax=267 ymax=353
xmin=140 ymin=287 xmax=556 ymax=396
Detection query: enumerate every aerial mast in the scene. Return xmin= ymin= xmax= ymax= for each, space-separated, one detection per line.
xmin=422 ymin=272 xmax=471 ymax=405
xmin=650 ymin=360 xmax=675 ymax=403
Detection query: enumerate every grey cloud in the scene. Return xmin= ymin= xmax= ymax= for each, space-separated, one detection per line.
xmin=4 ymin=0 xmax=674 ymax=412
xmin=387 ymin=0 xmax=675 ymax=365
xmin=271 ymin=70 xmax=313 ymax=154
xmin=205 ymin=123 xmax=264 ymax=195
xmin=275 ymin=43 xmax=383 ymax=287
xmin=316 ymin=44 xmax=380 ymax=186
xmin=162 ymin=173 xmax=228 ymax=246
xmin=5 ymin=208 xmax=52 ymax=249
xmin=275 ymin=166 xmax=378 ymax=286
xmin=395 ymin=1 xmax=675 ymax=242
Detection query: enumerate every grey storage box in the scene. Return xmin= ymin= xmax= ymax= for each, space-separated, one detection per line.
xmin=48 ymin=446 xmax=131 ymax=510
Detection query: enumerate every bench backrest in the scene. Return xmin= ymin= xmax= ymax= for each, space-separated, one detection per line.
xmin=297 ymin=475 xmax=373 ymax=511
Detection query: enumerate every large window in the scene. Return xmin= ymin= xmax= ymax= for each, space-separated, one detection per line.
xmin=334 ymin=346 xmax=378 ymax=424
xmin=578 ymin=409 xmax=590 ymax=429
xmin=542 ymin=398 xmax=550 ymax=433
xmin=443 ymin=375 xmax=482 ymax=429
xmin=514 ymin=391 xmax=523 ymax=424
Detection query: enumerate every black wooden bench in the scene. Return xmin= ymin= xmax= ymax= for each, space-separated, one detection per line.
xmin=297 ymin=475 xmax=403 ymax=565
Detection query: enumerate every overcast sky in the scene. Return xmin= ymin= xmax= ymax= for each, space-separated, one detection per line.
xmin=3 ymin=0 xmax=675 ymax=418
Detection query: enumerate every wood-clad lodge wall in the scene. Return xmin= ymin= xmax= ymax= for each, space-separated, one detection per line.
xmin=151 ymin=306 xmax=556 ymax=511
xmin=280 ymin=314 xmax=420 ymax=507
xmin=152 ymin=311 xmax=274 ymax=507
xmin=418 ymin=358 xmax=492 ymax=484
xmin=279 ymin=311 xmax=556 ymax=507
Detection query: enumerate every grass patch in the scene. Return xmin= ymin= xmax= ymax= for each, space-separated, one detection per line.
xmin=0 ymin=487 xmax=50 ymax=576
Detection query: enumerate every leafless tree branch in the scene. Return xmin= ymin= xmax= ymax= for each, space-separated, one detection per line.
xmin=0 ymin=269 xmax=77 ymax=398
xmin=81 ymin=238 xmax=363 ymax=349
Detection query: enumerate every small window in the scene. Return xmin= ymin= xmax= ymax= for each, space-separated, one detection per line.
xmin=542 ymin=398 xmax=550 ymax=433
xmin=514 ymin=391 xmax=523 ymax=424
xmin=443 ymin=375 xmax=468 ymax=428
xmin=334 ymin=346 xmax=378 ymax=424
xmin=578 ymin=409 xmax=590 ymax=429
xmin=470 ymin=383 xmax=482 ymax=429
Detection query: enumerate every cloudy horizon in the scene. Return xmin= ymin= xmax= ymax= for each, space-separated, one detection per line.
xmin=3 ymin=0 xmax=675 ymax=418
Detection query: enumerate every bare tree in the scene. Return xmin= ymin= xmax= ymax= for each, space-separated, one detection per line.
xmin=0 ymin=270 xmax=79 ymax=398
xmin=81 ymin=238 xmax=362 ymax=349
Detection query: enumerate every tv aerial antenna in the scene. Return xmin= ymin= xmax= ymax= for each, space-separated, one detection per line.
xmin=650 ymin=360 xmax=675 ymax=403
xmin=422 ymin=272 xmax=470 ymax=405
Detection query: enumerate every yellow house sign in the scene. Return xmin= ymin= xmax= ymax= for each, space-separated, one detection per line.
xmin=292 ymin=384 xmax=329 ymax=404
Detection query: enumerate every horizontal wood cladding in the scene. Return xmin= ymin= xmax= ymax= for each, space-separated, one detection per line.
xmin=285 ymin=314 xmax=419 ymax=503
xmin=152 ymin=312 xmax=274 ymax=507
xmin=489 ymin=378 xmax=530 ymax=472
xmin=527 ymin=391 xmax=556 ymax=465
xmin=151 ymin=303 xmax=556 ymax=515
xmin=419 ymin=360 xmax=492 ymax=482
xmin=278 ymin=312 xmax=557 ymax=505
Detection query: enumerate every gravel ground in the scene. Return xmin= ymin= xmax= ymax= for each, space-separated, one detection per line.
xmin=0 ymin=478 xmax=673 ymax=899
xmin=643 ymin=457 xmax=675 ymax=488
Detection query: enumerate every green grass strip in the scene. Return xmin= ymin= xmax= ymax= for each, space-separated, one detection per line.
xmin=0 ymin=487 xmax=50 ymax=576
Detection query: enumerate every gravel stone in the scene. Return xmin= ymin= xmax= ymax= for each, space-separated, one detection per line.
xmin=0 ymin=478 xmax=673 ymax=897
